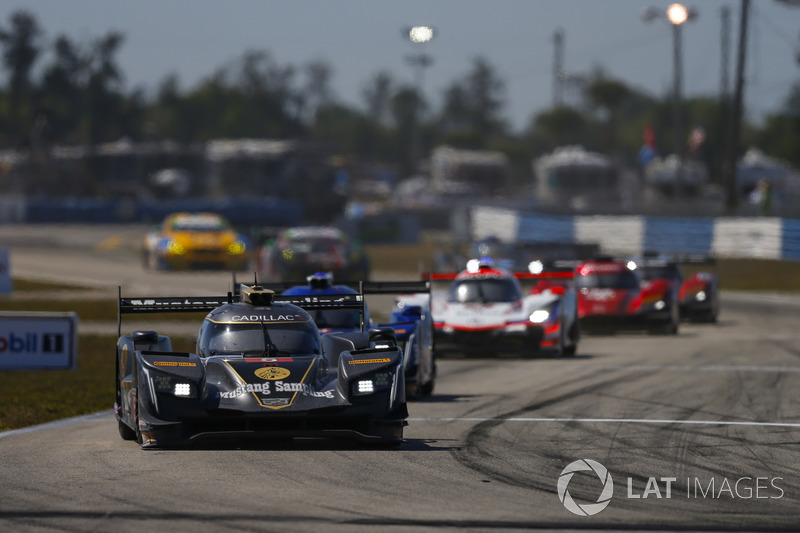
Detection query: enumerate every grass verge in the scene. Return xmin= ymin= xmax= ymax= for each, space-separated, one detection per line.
xmin=0 ymin=334 xmax=195 ymax=432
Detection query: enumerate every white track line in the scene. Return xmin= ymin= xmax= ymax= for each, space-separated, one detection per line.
xmin=0 ymin=410 xmax=113 ymax=439
xmin=409 ymin=417 xmax=800 ymax=428
xmin=589 ymin=365 xmax=800 ymax=373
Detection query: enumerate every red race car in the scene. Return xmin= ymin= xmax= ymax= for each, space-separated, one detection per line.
xmin=630 ymin=253 xmax=719 ymax=323
xmin=576 ymin=256 xmax=679 ymax=334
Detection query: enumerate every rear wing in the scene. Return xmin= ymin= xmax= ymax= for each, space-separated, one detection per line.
xmin=118 ymin=286 xmax=367 ymax=338
xmin=633 ymin=253 xmax=716 ymax=268
xmin=231 ymin=273 xmax=430 ymax=296
xmin=423 ymin=271 xmax=575 ymax=281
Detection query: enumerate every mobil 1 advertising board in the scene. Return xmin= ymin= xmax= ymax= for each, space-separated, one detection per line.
xmin=0 ymin=312 xmax=78 ymax=370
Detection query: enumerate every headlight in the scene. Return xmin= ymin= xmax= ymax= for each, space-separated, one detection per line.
xmin=166 ymin=240 xmax=186 ymax=255
xmin=355 ymin=380 xmax=374 ymax=395
xmin=530 ymin=310 xmax=550 ymax=323
xmin=696 ymin=290 xmax=706 ymax=301
xmin=351 ymin=371 xmax=392 ymax=397
xmin=227 ymin=241 xmax=246 ymax=255
xmin=654 ymin=300 xmax=666 ymax=310
xmin=174 ymin=383 xmax=191 ymax=396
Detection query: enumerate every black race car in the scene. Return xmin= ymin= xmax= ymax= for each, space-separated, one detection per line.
xmin=233 ymin=272 xmax=436 ymax=399
xmin=114 ymin=284 xmax=407 ymax=448
xmin=630 ymin=252 xmax=719 ymax=323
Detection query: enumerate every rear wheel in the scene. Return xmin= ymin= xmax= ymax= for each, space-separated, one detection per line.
xmin=561 ymin=318 xmax=579 ymax=356
xmin=420 ymin=379 xmax=435 ymax=397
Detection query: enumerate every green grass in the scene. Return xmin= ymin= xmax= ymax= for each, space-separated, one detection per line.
xmin=0 ymin=334 xmax=195 ymax=432
xmin=11 ymin=278 xmax=98 ymax=292
xmin=0 ymin=334 xmax=115 ymax=431
xmin=682 ymin=259 xmax=800 ymax=292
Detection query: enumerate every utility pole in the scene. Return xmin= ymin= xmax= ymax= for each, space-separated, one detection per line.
xmin=720 ymin=6 xmax=731 ymax=100
xmin=718 ymin=5 xmax=731 ymax=185
xmin=553 ymin=28 xmax=564 ymax=107
xmin=723 ymin=0 xmax=750 ymax=212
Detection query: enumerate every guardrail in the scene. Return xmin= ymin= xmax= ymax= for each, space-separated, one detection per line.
xmin=471 ymin=206 xmax=800 ymax=261
xmin=0 ymin=196 xmax=304 ymax=227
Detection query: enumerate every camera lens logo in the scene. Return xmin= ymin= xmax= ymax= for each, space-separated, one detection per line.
xmin=557 ymin=459 xmax=614 ymax=516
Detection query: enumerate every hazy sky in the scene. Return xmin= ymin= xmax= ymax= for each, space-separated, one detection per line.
xmin=1 ymin=0 xmax=798 ymax=132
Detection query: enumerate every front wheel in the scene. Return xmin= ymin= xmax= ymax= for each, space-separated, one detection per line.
xmin=118 ymin=418 xmax=137 ymax=441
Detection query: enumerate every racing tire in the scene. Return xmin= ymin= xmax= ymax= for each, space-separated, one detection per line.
xmin=118 ymin=418 xmax=137 ymax=441
xmin=419 ymin=379 xmax=435 ymax=397
xmin=653 ymin=302 xmax=680 ymax=335
xmin=561 ymin=319 xmax=579 ymax=356
xmin=702 ymin=295 xmax=719 ymax=323
xmin=132 ymin=389 xmax=143 ymax=445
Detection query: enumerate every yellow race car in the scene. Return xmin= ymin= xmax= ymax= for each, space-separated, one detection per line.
xmin=142 ymin=212 xmax=253 ymax=271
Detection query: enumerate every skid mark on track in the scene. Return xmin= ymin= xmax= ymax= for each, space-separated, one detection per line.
xmin=449 ymin=372 xmax=641 ymax=490
xmin=414 ymin=417 xmax=800 ymax=428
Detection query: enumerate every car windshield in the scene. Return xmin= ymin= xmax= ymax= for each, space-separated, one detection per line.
xmin=172 ymin=218 xmax=227 ymax=232
xmin=577 ymin=271 xmax=640 ymax=290
xmin=198 ymin=321 xmax=320 ymax=357
xmin=448 ymin=278 xmax=521 ymax=303
xmin=289 ymin=237 xmax=344 ymax=254
xmin=640 ymin=265 xmax=681 ymax=281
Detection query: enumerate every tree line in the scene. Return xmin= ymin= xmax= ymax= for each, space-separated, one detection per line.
xmin=1 ymin=9 xmax=799 ymax=185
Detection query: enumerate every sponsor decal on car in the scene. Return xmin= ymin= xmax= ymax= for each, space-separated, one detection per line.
xmin=231 ymin=314 xmax=305 ymax=322
xmin=261 ymin=397 xmax=290 ymax=406
xmin=348 ymin=358 xmax=391 ymax=365
xmin=153 ymin=361 xmax=197 ymax=367
xmin=274 ymin=381 xmax=335 ymax=398
xmin=255 ymin=367 xmax=291 ymax=380
xmin=220 ymin=382 xmax=271 ymax=398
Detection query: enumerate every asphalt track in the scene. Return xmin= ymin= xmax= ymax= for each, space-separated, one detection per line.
xmin=2 ymin=225 xmax=800 ymax=532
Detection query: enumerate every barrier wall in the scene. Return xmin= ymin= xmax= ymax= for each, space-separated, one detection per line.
xmin=0 ymin=197 xmax=304 ymax=227
xmin=471 ymin=206 xmax=800 ymax=261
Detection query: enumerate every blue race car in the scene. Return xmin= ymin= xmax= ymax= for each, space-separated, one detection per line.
xmin=255 ymin=273 xmax=436 ymax=399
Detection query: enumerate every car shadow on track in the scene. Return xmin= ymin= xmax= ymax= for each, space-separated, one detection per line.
xmin=169 ymin=436 xmax=456 ymax=452
xmin=414 ymin=393 xmax=478 ymax=403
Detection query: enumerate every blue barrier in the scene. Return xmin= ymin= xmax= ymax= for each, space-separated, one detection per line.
xmin=18 ymin=197 xmax=305 ymax=227
xmin=516 ymin=213 xmax=575 ymax=243
xmin=643 ymin=216 xmax=715 ymax=255
xmin=781 ymin=219 xmax=800 ymax=261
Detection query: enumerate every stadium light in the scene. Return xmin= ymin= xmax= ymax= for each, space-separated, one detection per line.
xmin=402 ymin=25 xmax=436 ymax=174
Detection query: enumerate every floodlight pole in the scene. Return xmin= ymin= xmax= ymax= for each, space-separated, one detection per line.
xmin=404 ymin=26 xmax=434 ymax=175
xmin=672 ymin=20 xmax=685 ymax=196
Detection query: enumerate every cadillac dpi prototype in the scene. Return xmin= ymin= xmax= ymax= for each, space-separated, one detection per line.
xmin=115 ymin=285 xmax=408 ymax=448
xmin=244 ymin=273 xmax=436 ymax=399
xmin=427 ymin=258 xmax=579 ymax=357
xmin=576 ymin=256 xmax=679 ymax=334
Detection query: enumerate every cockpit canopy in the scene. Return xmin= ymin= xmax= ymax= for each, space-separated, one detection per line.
xmin=448 ymin=276 xmax=522 ymax=304
xmin=196 ymin=305 xmax=321 ymax=357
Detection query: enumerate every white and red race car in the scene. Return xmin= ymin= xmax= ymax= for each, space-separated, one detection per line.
xmin=426 ymin=258 xmax=579 ymax=357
